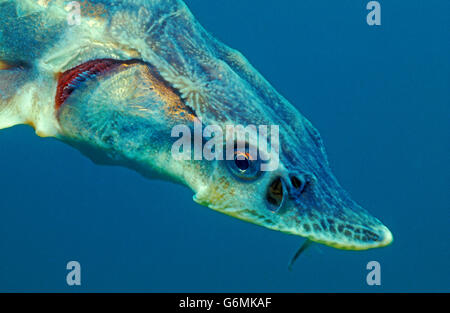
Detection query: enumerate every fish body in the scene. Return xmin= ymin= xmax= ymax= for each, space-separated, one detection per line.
xmin=0 ymin=0 xmax=392 ymax=252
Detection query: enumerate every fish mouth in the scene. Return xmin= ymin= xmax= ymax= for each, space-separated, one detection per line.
xmin=55 ymin=59 xmax=141 ymax=110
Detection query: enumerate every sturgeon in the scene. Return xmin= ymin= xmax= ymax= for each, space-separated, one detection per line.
xmin=0 ymin=0 xmax=393 ymax=263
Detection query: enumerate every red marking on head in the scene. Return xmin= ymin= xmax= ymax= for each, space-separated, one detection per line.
xmin=55 ymin=59 xmax=134 ymax=110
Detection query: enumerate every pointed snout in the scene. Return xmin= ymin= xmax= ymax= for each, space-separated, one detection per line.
xmin=290 ymin=200 xmax=393 ymax=250
xmin=280 ymin=174 xmax=393 ymax=251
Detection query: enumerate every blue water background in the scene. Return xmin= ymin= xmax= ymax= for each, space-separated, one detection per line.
xmin=0 ymin=0 xmax=449 ymax=291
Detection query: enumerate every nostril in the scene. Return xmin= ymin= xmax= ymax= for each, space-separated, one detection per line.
xmin=266 ymin=177 xmax=284 ymax=211
xmin=290 ymin=175 xmax=307 ymax=194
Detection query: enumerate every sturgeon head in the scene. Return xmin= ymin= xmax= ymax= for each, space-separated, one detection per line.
xmin=0 ymin=0 xmax=392 ymax=253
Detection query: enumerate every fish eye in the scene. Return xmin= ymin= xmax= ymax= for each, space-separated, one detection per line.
xmin=235 ymin=154 xmax=250 ymax=171
xmin=227 ymin=150 xmax=261 ymax=180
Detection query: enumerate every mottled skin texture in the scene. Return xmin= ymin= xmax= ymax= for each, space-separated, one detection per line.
xmin=0 ymin=0 xmax=393 ymax=251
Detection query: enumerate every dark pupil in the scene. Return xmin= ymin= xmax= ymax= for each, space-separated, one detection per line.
xmin=235 ymin=157 xmax=250 ymax=171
